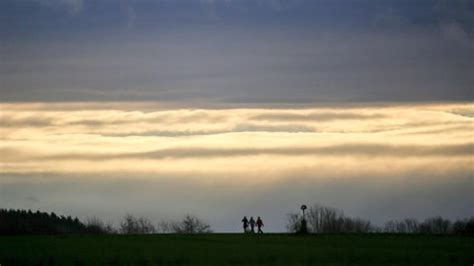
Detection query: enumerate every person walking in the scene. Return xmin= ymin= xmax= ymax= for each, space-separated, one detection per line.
xmin=241 ymin=216 xmax=249 ymax=233
xmin=249 ymin=217 xmax=256 ymax=233
xmin=256 ymin=216 xmax=264 ymax=234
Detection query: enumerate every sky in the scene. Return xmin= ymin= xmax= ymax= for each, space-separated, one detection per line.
xmin=0 ymin=0 xmax=473 ymax=232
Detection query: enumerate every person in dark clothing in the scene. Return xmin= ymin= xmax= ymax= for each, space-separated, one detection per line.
xmin=256 ymin=216 xmax=264 ymax=234
xmin=249 ymin=217 xmax=256 ymax=233
xmin=241 ymin=216 xmax=249 ymax=233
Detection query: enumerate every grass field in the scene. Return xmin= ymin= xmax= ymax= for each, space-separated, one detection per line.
xmin=0 ymin=234 xmax=472 ymax=266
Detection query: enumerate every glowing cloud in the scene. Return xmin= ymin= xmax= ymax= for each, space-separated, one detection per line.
xmin=1 ymin=102 xmax=472 ymax=177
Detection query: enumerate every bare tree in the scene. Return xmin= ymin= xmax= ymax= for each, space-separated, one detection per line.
xmin=119 ymin=214 xmax=155 ymax=234
xmin=286 ymin=212 xmax=303 ymax=233
xmin=384 ymin=220 xmax=397 ymax=233
xmin=157 ymin=220 xmax=173 ymax=233
xmin=401 ymin=218 xmax=419 ymax=233
xmin=173 ymin=215 xmax=212 ymax=234
xmin=286 ymin=204 xmax=372 ymax=233
xmin=85 ymin=216 xmax=108 ymax=234
xmin=306 ymin=204 xmax=345 ymax=233
xmin=137 ymin=217 xmax=156 ymax=234
xmin=120 ymin=214 xmax=137 ymax=234
xmin=384 ymin=218 xmax=420 ymax=233
xmin=158 ymin=215 xmax=212 ymax=234
xmin=343 ymin=217 xmax=372 ymax=233
xmin=452 ymin=217 xmax=474 ymax=235
xmin=419 ymin=216 xmax=451 ymax=234
xmin=104 ymin=221 xmax=117 ymax=234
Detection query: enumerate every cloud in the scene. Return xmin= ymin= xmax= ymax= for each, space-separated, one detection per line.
xmin=232 ymin=123 xmax=315 ymax=133
xmin=49 ymin=142 xmax=471 ymax=159
xmin=373 ymin=7 xmax=410 ymax=29
xmin=66 ymin=119 xmax=131 ymax=127
xmin=0 ymin=116 xmax=54 ymax=127
xmin=33 ymin=0 xmax=83 ymax=15
xmin=25 ymin=196 xmax=40 ymax=203
xmin=251 ymin=112 xmax=385 ymax=122
xmin=447 ymin=109 xmax=474 ymax=118
xmin=440 ymin=21 xmax=474 ymax=48
xmin=103 ymin=129 xmax=229 ymax=137
xmin=105 ymin=125 xmax=314 ymax=137
xmin=3 ymin=143 xmax=472 ymax=162
xmin=2 ymin=1 xmax=473 ymax=103
xmin=120 ymin=1 xmax=136 ymax=29
xmin=399 ymin=125 xmax=472 ymax=136
xmin=1 ymin=102 xmax=472 ymax=177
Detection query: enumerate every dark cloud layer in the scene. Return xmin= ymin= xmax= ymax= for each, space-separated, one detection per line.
xmin=0 ymin=0 xmax=473 ymax=103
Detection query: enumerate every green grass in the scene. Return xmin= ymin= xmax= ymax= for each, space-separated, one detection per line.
xmin=0 ymin=234 xmax=472 ymax=266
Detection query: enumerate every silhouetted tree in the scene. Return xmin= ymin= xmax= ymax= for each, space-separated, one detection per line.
xmin=0 ymin=208 xmax=86 ymax=235
xmin=158 ymin=215 xmax=212 ymax=234
xmin=137 ymin=217 xmax=156 ymax=234
xmin=342 ymin=217 xmax=372 ymax=233
xmin=452 ymin=217 xmax=474 ymax=235
xmin=173 ymin=215 xmax=212 ymax=233
xmin=84 ymin=217 xmax=115 ymax=234
xmin=286 ymin=213 xmax=303 ymax=233
xmin=419 ymin=216 xmax=452 ymax=234
xmin=157 ymin=220 xmax=173 ymax=233
xmin=286 ymin=204 xmax=372 ymax=233
xmin=384 ymin=218 xmax=419 ymax=233
xmin=119 ymin=214 xmax=155 ymax=234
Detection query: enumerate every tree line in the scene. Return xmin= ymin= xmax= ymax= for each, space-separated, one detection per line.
xmin=0 ymin=209 xmax=211 ymax=235
xmin=286 ymin=204 xmax=474 ymax=235
xmin=2 ymin=207 xmax=473 ymax=235
xmin=0 ymin=209 xmax=87 ymax=235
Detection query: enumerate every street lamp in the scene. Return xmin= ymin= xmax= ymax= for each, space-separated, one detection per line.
xmin=300 ymin=204 xmax=307 ymax=219
xmin=300 ymin=204 xmax=308 ymax=234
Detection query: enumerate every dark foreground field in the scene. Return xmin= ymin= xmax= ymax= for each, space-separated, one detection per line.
xmin=0 ymin=234 xmax=472 ymax=266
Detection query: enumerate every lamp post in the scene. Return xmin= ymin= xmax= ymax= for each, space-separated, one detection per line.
xmin=300 ymin=204 xmax=308 ymax=234
xmin=301 ymin=204 xmax=307 ymax=219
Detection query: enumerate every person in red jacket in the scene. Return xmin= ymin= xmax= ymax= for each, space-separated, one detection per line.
xmin=256 ymin=216 xmax=264 ymax=234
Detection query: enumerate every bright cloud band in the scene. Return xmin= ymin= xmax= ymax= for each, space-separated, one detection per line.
xmin=1 ymin=102 xmax=472 ymax=179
